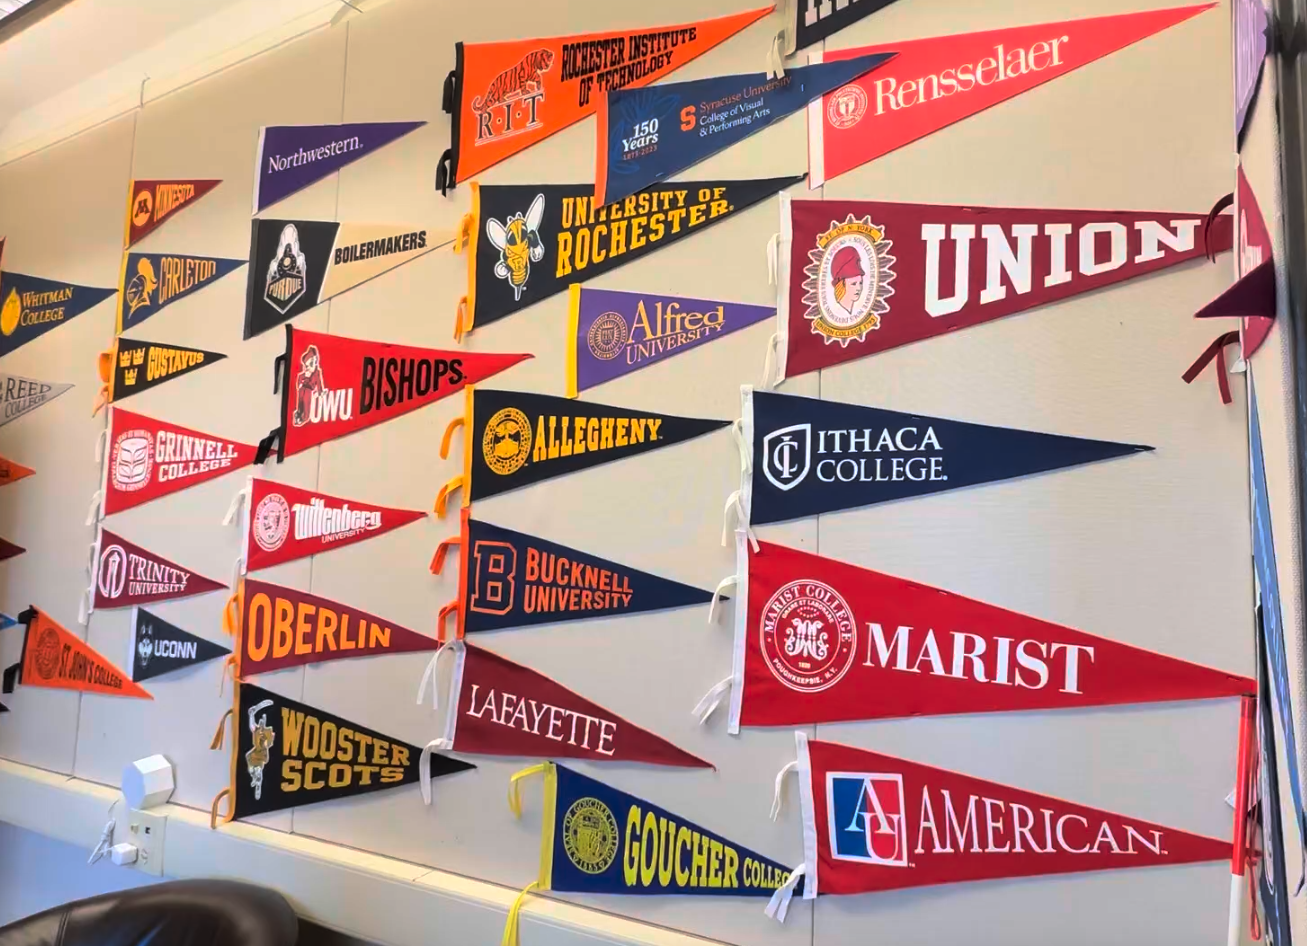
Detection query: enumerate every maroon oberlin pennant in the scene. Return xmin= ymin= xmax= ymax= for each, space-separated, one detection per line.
xmin=89 ymin=528 xmax=224 ymax=617
xmin=777 ymin=193 xmax=1233 ymax=381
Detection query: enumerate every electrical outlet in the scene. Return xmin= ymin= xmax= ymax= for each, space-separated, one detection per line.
xmin=123 ymin=808 xmax=166 ymax=876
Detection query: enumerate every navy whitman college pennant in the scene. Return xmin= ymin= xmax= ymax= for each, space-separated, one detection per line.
xmin=253 ymin=122 xmax=425 ymax=212
xmin=129 ymin=607 xmax=230 ymax=683
xmin=0 ymin=272 xmax=115 ymax=357
xmin=118 ymin=252 xmax=245 ymax=333
xmin=743 ymin=387 xmax=1151 ymax=526
xmin=96 ymin=337 xmax=225 ymax=412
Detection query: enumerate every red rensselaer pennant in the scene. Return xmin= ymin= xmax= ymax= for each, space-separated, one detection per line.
xmin=6 ymin=606 xmax=150 ymax=700
xmin=89 ymin=527 xmax=225 ymax=618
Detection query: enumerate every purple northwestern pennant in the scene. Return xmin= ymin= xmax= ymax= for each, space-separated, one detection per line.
xmin=253 ymin=121 xmax=425 ymax=212
xmin=1235 ymin=0 xmax=1270 ymax=141
xmin=567 ymin=286 xmax=774 ymax=397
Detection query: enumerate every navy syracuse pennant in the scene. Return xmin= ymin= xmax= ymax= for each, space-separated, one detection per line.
xmin=118 ymin=252 xmax=245 ymax=333
xmin=0 ymin=272 xmax=115 ymax=357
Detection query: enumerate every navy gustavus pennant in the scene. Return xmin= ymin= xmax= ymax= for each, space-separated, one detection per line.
xmin=745 ymin=386 xmax=1151 ymax=525
xmin=118 ymin=252 xmax=245 ymax=333
xmin=97 ymin=337 xmax=225 ymax=411
xmin=0 ymin=272 xmax=115 ymax=356
xmin=129 ymin=607 xmax=230 ymax=682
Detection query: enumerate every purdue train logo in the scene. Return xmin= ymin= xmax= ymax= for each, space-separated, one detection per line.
xmin=562 ymin=797 xmax=619 ymax=875
xmin=487 ymin=194 xmax=545 ymax=301
xmin=246 ymin=699 xmax=276 ymax=802
xmin=803 ymin=215 xmax=895 ymax=346
xmin=482 ymin=407 xmax=532 ymax=475
xmin=125 ymin=258 xmax=158 ymax=316
xmin=265 ymin=224 xmax=308 ymax=314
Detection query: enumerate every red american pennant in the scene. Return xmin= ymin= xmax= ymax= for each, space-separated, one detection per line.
xmin=775 ymin=193 xmax=1232 ymax=380
xmin=808 ymin=5 xmax=1214 ymax=186
xmin=99 ymin=406 xmax=258 ymax=517
xmin=228 ymin=576 xmax=439 ymax=677
xmin=12 ymin=606 xmax=151 ymax=699
xmin=712 ymin=538 xmax=1253 ymax=732
xmin=259 ymin=325 xmax=530 ymax=463
xmin=89 ymin=527 xmax=224 ymax=616
xmin=236 ymin=477 xmax=426 ymax=572
xmin=427 ymin=641 xmax=709 ymax=768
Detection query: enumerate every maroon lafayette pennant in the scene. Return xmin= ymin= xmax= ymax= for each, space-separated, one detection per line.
xmin=89 ymin=528 xmax=225 ymax=617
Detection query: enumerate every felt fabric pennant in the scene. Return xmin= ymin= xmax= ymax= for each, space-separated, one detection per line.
xmin=14 ymin=607 xmax=150 ymax=699
xmin=96 ymin=338 xmax=226 ymax=411
xmin=807 ymin=5 xmax=1214 ymax=187
xmin=100 ymin=407 xmax=257 ymax=517
xmin=743 ymin=387 xmax=1152 ymax=526
xmin=0 ymin=614 xmax=19 ymax=629
xmin=117 ymin=252 xmax=246 ymax=333
xmin=258 ymin=325 xmax=529 ymax=463
xmin=438 ymin=386 xmax=729 ymax=512
xmin=1235 ymin=0 xmax=1270 ymax=143
xmin=124 ymin=179 xmax=221 ymax=247
xmin=1236 ymin=165 xmax=1275 ymax=357
xmin=784 ymin=0 xmax=906 ymax=54
xmin=567 ymin=286 xmax=774 ymax=397
xmin=717 ymin=537 xmax=1252 ymax=732
xmin=775 ymin=193 xmax=1232 ymax=381
xmin=241 ymin=477 xmax=426 ymax=573
xmin=253 ymin=122 xmax=425 ymax=213
xmin=229 ymin=577 xmax=439 ymax=677
xmin=595 ymin=56 xmax=893 ymax=207
xmin=458 ymin=176 xmax=801 ymax=337
xmin=1254 ymin=605 xmax=1294 ymax=943
xmin=0 ymin=374 xmax=72 ymax=428
xmin=129 ymin=607 xmax=231 ymax=682
xmin=213 ymin=679 xmax=474 ymax=824
xmin=0 ymin=272 xmax=115 ymax=357
xmin=435 ymin=7 xmax=772 ymax=191
xmin=0 ymin=456 xmax=35 ymax=486
xmin=90 ymin=528 xmax=225 ymax=615
xmin=437 ymin=640 xmax=710 ymax=767
xmin=0 ymin=538 xmax=24 ymax=562
xmin=244 ymin=219 xmax=455 ymax=339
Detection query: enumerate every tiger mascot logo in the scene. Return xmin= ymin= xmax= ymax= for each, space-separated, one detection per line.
xmin=472 ymin=48 xmax=554 ymax=115
xmin=486 ymin=194 xmax=545 ymax=301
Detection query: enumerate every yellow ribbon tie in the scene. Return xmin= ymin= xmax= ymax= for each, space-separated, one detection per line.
xmin=210 ymin=708 xmax=233 ymax=750
xmin=92 ymin=385 xmax=108 ymax=417
xmin=453 ymin=213 xmax=474 ymax=253
xmin=430 ymin=536 xmax=460 ymax=575
xmin=209 ymin=788 xmax=231 ymax=830
xmin=507 ymin=764 xmax=547 ymax=819
xmin=500 ymin=882 xmax=539 ymax=946
xmin=440 ymin=415 xmax=465 ymax=459
xmin=221 ymin=592 xmax=239 ymax=635
xmin=435 ymin=475 xmax=463 ymax=517
xmin=453 ymin=297 xmax=468 ymax=342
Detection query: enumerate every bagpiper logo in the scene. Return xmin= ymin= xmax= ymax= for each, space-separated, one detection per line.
xmin=759 ymin=580 xmax=857 ymax=693
xmin=827 ymin=84 xmax=868 ymax=129
xmin=98 ymin=544 xmax=129 ymax=600
xmin=761 ymin=423 xmax=811 ymax=491
xmin=246 ymin=698 xmax=275 ymax=802
xmin=804 ymin=215 xmax=896 ymax=346
xmin=482 ymin=407 xmax=533 ymax=475
xmin=111 ymin=430 xmax=154 ymax=492
xmin=487 ymin=194 xmax=545 ymax=302
xmin=562 ymin=796 xmax=619 ymax=874
xmin=132 ymin=188 xmax=154 ymax=228
xmin=473 ymin=48 xmax=554 ymax=144
xmin=125 ymin=258 xmax=158 ymax=316
xmin=587 ymin=312 xmax=630 ymax=361
xmin=253 ymin=492 xmax=292 ymax=552
xmin=827 ymin=772 xmax=909 ymax=867
xmin=265 ymin=224 xmax=308 ymax=314
xmin=292 ymin=345 xmax=353 ymax=427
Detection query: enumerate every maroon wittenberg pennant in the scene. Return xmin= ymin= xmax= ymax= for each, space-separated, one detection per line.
xmin=88 ymin=527 xmax=225 ymax=619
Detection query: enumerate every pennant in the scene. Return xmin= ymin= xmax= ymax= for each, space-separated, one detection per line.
xmin=434 ymin=508 xmax=714 ymax=638
xmin=776 ymin=193 xmax=1232 ymax=380
xmin=459 ymin=176 xmax=801 ymax=336
xmin=1194 ymin=167 xmax=1275 ymax=359
xmin=240 ymin=476 xmax=426 ymax=573
xmin=568 ymin=286 xmax=773 ymax=397
xmin=0 ymin=614 xmax=18 ymax=629
xmin=244 ymin=218 xmax=455 ymax=339
xmin=117 ymin=252 xmax=246 ymax=333
xmin=0 ymin=272 xmax=115 ymax=357
xmin=436 ymin=7 xmax=771 ymax=191
xmin=596 ymin=56 xmax=893 ymax=207
xmin=230 ymin=577 xmax=439 ymax=677
xmin=97 ymin=338 xmax=226 ymax=410
xmin=436 ymin=641 xmax=709 ymax=767
xmin=784 ymin=0 xmax=906 ymax=54
xmin=253 ymin=122 xmax=425 ymax=213
xmin=438 ymin=386 xmax=729 ymax=512
xmin=0 ymin=538 xmax=24 ymax=562
xmin=1235 ymin=0 xmax=1270 ymax=142
xmin=90 ymin=528 xmax=225 ymax=615
xmin=1254 ymin=605 xmax=1293 ymax=944
xmin=129 ymin=607 xmax=231 ymax=682
xmin=784 ymin=733 xmax=1230 ymax=901
xmin=259 ymin=325 xmax=529 ymax=463
xmin=99 ymin=406 xmax=258 ymax=517
xmin=808 ymin=5 xmax=1214 ymax=186
xmin=718 ymin=537 xmax=1251 ymax=732
xmin=0 ymin=456 xmax=35 ymax=486
xmin=14 ymin=607 xmax=151 ymax=699
xmin=124 ymin=179 xmax=221 ymax=247
xmin=214 ymin=680 xmax=474 ymax=824
xmin=0 ymin=373 xmax=72 ymax=428
xmin=743 ymin=387 xmax=1151 ymax=526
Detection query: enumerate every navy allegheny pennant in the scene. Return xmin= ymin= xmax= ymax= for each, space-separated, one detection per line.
xmin=744 ymin=387 xmax=1151 ymax=525
xmin=437 ymin=387 xmax=730 ymax=514
xmin=129 ymin=607 xmax=230 ymax=682
xmin=0 ymin=272 xmax=115 ymax=356
xmin=117 ymin=252 xmax=245 ymax=333
xmin=96 ymin=337 xmax=225 ymax=411
xmin=253 ymin=122 xmax=425 ymax=212
xmin=0 ymin=374 xmax=72 ymax=428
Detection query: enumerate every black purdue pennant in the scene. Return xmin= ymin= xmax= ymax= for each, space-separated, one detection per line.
xmin=218 ymin=680 xmax=475 ymax=822
xmin=99 ymin=337 xmax=225 ymax=409
xmin=130 ymin=607 xmax=230 ymax=682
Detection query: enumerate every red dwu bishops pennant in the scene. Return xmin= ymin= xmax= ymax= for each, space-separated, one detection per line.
xmin=89 ymin=528 xmax=225 ymax=617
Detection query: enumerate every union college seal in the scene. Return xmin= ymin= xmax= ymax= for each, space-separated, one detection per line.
xmin=562 ymin=797 xmax=618 ymax=874
xmin=587 ymin=312 xmax=629 ymax=361
xmin=33 ymin=628 xmax=61 ymax=680
xmin=253 ymin=493 xmax=291 ymax=552
xmin=802 ymin=215 xmax=895 ymax=347
xmin=482 ymin=407 xmax=532 ymax=476
xmin=759 ymin=580 xmax=857 ymax=693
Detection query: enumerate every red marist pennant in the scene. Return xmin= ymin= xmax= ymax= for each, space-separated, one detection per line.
xmin=719 ymin=540 xmax=1253 ymax=732
xmin=100 ymin=407 xmax=258 ymax=516
xmin=90 ymin=528 xmax=225 ymax=615
xmin=808 ymin=5 xmax=1214 ymax=186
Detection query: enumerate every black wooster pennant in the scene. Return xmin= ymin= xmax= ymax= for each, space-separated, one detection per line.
xmin=212 ymin=680 xmax=475 ymax=824
xmin=437 ymin=387 xmax=730 ymax=514
xmin=785 ymin=0 xmax=906 ymax=54
xmin=97 ymin=337 xmax=226 ymax=412
xmin=130 ymin=607 xmax=231 ymax=682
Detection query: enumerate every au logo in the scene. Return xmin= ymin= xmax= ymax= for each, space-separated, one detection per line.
xmin=126 ymin=258 xmax=158 ymax=316
xmin=482 ymin=407 xmax=532 ymax=475
xmin=0 ymin=289 xmax=20 ymax=337
xmin=803 ymin=215 xmax=896 ymax=346
xmin=487 ymin=194 xmax=545 ymax=302
xmin=265 ymin=224 xmax=308 ymax=314
xmin=562 ymin=797 xmax=619 ymax=875
xmin=587 ymin=312 xmax=629 ymax=361
xmin=827 ymin=772 xmax=908 ymax=867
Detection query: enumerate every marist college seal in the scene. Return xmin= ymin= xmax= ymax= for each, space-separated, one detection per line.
xmin=760 ymin=580 xmax=856 ymax=693
xmin=562 ymin=797 xmax=618 ymax=874
xmin=803 ymin=215 xmax=895 ymax=346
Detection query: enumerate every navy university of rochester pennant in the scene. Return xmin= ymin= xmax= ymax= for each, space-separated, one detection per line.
xmin=743 ymin=387 xmax=1151 ymax=526
xmin=97 ymin=337 xmax=225 ymax=411
xmin=118 ymin=252 xmax=246 ymax=333
xmin=0 ymin=272 xmax=115 ymax=357
xmin=129 ymin=607 xmax=230 ymax=683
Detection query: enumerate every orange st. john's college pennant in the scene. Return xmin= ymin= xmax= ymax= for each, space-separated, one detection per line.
xmin=4 ymin=607 xmax=150 ymax=699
